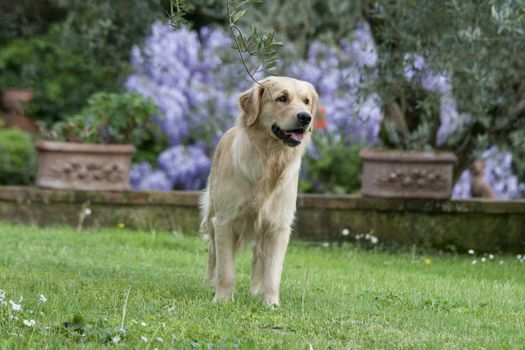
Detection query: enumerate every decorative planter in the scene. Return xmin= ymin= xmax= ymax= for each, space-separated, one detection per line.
xmin=359 ymin=149 xmax=457 ymax=199
xmin=0 ymin=88 xmax=38 ymax=132
xmin=35 ymin=140 xmax=136 ymax=191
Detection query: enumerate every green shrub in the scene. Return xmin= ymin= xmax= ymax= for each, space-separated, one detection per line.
xmin=0 ymin=127 xmax=36 ymax=185
xmin=41 ymin=92 xmax=165 ymax=163
xmin=0 ymin=37 xmax=36 ymax=90
xmin=1 ymin=1 xmax=166 ymax=124
xmin=0 ymin=28 xmax=118 ymax=125
xmin=300 ymin=133 xmax=362 ymax=195
xmin=42 ymin=92 xmax=160 ymax=144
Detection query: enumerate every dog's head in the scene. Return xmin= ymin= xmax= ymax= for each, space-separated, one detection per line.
xmin=238 ymin=76 xmax=318 ymax=148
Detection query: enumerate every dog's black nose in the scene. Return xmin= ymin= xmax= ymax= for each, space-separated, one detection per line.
xmin=297 ymin=112 xmax=312 ymax=125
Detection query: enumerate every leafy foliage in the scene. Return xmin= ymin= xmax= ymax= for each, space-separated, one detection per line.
xmin=61 ymin=313 xmax=125 ymax=344
xmin=0 ymin=38 xmax=36 ymax=89
xmin=41 ymin=92 xmax=160 ymax=146
xmin=225 ymin=0 xmax=283 ymax=80
xmin=0 ymin=126 xmax=36 ymax=185
xmin=176 ymin=0 xmax=362 ymax=53
xmin=169 ymin=0 xmax=285 ymax=82
xmin=0 ymin=0 xmax=166 ymax=123
xmin=301 ymin=134 xmax=362 ymax=194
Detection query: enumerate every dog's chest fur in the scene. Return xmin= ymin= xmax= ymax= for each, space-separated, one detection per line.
xmin=231 ymin=129 xmax=302 ymax=230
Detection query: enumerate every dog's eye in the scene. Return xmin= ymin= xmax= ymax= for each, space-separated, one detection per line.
xmin=304 ymin=98 xmax=310 ymax=105
xmin=277 ymin=95 xmax=287 ymax=103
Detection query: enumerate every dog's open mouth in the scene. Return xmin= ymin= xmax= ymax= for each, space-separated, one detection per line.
xmin=271 ymin=124 xmax=306 ymax=147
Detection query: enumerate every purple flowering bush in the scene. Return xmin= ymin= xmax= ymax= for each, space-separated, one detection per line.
xmin=288 ymin=23 xmax=382 ymax=144
xmin=127 ymin=21 xmax=523 ymax=198
xmin=127 ymin=23 xmax=253 ymax=190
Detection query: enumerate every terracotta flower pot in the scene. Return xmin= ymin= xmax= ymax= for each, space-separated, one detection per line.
xmin=359 ymin=149 xmax=457 ymax=199
xmin=35 ymin=140 xmax=136 ymax=191
xmin=0 ymin=88 xmax=38 ymax=132
xmin=1 ymin=88 xmax=33 ymax=115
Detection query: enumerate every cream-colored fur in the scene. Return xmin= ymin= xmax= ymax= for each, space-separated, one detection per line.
xmin=200 ymin=76 xmax=318 ymax=305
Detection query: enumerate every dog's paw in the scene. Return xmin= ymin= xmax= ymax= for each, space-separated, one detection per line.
xmin=262 ymin=295 xmax=280 ymax=307
xmin=213 ymin=290 xmax=234 ymax=303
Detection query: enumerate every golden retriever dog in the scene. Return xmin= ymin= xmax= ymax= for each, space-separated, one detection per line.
xmin=200 ymin=76 xmax=318 ymax=305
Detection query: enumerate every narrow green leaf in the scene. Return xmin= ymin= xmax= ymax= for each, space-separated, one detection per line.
xmin=232 ymin=9 xmax=246 ymax=24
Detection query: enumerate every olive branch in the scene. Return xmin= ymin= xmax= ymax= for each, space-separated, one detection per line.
xmin=168 ymin=0 xmax=283 ymax=84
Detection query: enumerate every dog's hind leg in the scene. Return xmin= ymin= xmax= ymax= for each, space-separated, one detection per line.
xmin=206 ymin=228 xmax=216 ymax=284
xmin=200 ymin=187 xmax=217 ymax=283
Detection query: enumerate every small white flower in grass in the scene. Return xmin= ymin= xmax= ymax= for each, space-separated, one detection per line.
xmin=488 ymin=254 xmax=494 ymax=260
xmin=112 ymin=335 xmax=121 ymax=344
xmin=156 ymin=337 xmax=164 ymax=343
xmin=23 ymin=319 xmax=36 ymax=327
xmin=472 ymin=260 xmax=477 ymax=265
xmin=468 ymin=249 xmax=475 ymax=255
xmin=140 ymin=321 xmax=147 ymax=327
xmin=341 ymin=228 xmax=349 ymax=237
xmin=9 ymin=300 xmax=22 ymax=311
xmin=499 ymin=261 xmax=504 ymax=265
xmin=0 ymin=290 xmax=5 ymax=302
xmin=370 ymin=235 xmax=379 ymax=244
xmin=141 ymin=336 xmax=148 ymax=343
xmin=321 ymin=242 xmax=330 ymax=248
xmin=84 ymin=208 xmax=92 ymax=216
xmin=39 ymin=294 xmax=47 ymax=303
xmin=518 ymin=255 xmax=522 ymax=260
xmin=481 ymin=257 xmax=487 ymax=263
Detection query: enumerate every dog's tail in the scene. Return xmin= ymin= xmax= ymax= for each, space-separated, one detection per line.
xmin=199 ymin=185 xmax=216 ymax=283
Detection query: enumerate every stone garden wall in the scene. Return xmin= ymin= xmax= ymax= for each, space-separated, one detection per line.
xmin=1 ymin=186 xmax=524 ymax=253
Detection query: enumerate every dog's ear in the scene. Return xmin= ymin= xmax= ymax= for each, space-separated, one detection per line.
xmin=239 ymin=84 xmax=264 ymax=126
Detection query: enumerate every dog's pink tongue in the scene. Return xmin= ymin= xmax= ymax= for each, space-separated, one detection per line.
xmin=290 ymin=132 xmax=305 ymax=142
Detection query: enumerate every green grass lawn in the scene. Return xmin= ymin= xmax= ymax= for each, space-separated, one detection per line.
xmin=1 ymin=221 xmax=524 ymax=349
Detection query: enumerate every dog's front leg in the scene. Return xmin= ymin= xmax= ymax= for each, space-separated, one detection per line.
xmin=258 ymin=228 xmax=291 ymax=306
xmin=213 ymin=220 xmax=237 ymax=302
